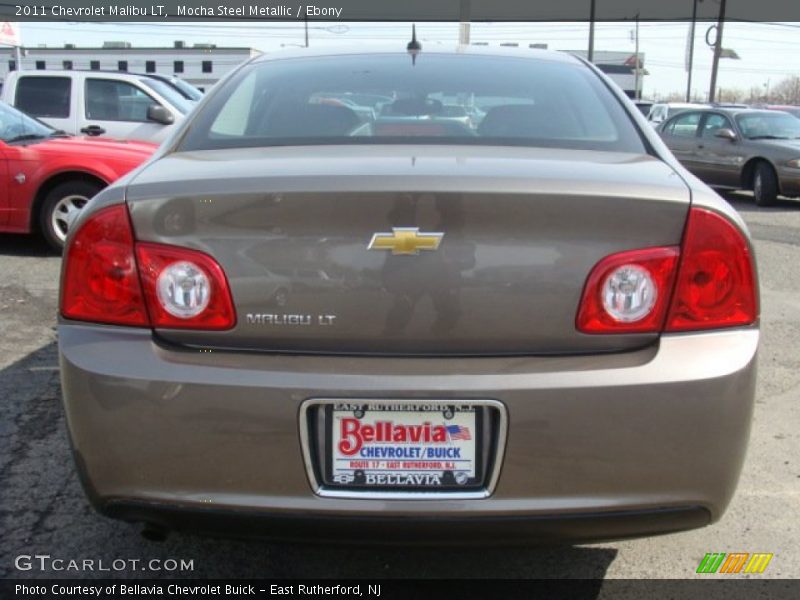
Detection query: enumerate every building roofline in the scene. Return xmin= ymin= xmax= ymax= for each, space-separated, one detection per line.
xmin=0 ymin=46 xmax=260 ymax=52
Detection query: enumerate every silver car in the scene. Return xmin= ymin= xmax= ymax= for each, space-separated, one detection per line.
xmin=658 ymin=107 xmax=800 ymax=206
xmin=58 ymin=46 xmax=759 ymax=543
xmin=646 ymin=102 xmax=708 ymax=126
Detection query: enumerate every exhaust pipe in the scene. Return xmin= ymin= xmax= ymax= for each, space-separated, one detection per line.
xmin=140 ymin=523 xmax=169 ymax=542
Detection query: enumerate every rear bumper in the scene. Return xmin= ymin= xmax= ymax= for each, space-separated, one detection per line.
xmin=104 ymin=501 xmax=711 ymax=545
xmin=59 ymin=324 xmax=758 ymax=543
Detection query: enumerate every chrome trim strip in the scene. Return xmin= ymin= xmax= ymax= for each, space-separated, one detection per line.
xmin=299 ymin=398 xmax=508 ymax=500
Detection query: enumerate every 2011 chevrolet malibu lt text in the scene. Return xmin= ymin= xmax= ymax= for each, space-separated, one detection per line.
xmin=58 ymin=45 xmax=759 ymax=544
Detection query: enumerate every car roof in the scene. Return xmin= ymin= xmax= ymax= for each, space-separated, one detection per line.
xmin=9 ymin=69 xmax=160 ymax=80
xmin=665 ymin=106 xmax=785 ymax=120
xmin=252 ymin=44 xmax=583 ymax=66
xmin=131 ymin=72 xmax=178 ymax=81
xmin=655 ymin=102 xmax=708 ymax=108
xmin=694 ymin=107 xmax=781 ymax=117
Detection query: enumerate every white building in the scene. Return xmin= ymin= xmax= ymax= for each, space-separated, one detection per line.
xmin=0 ymin=40 xmax=645 ymax=98
xmin=568 ymin=50 xmax=648 ymax=100
xmin=475 ymin=43 xmax=647 ymax=99
xmin=0 ymin=41 xmax=261 ymax=91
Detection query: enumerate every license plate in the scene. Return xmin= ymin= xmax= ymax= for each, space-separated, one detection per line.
xmin=327 ymin=402 xmax=482 ymax=490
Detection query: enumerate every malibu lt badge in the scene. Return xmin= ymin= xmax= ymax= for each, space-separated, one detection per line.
xmin=246 ymin=314 xmax=337 ymax=326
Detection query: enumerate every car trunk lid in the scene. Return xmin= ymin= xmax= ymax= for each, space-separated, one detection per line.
xmin=127 ymin=145 xmax=690 ymax=355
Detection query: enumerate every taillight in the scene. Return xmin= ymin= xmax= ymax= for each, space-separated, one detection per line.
xmin=61 ymin=204 xmax=236 ymax=330
xmin=136 ymin=243 xmax=235 ymax=330
xmin=576 ymin=207 xmax=757 ymax=335
xmin=61 ymin=204 xmax=149 ymax=326
xmin=665 ymin=207 xmax=757 ymax=331
xmin=576 ymin=246 xmax=680 ymax=333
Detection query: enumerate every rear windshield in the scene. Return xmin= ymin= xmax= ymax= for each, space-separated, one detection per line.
xmin=178 ymin=53 xmax=645 ymax=153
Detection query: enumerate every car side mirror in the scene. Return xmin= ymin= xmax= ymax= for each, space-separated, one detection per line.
xmin=714 ymin=128 xmax=737 ymax=141
xmin=147 ymin=104 xmax=174 ymax=125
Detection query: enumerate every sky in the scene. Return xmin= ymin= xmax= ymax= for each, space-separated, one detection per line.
xmin=13 ymin=20 xmax=800 ymax=99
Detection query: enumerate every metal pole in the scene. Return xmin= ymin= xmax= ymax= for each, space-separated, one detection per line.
xmin=708 ymin=0 xmax=727 ymax=104
xmin=304 ymin=13 xmax=309 ymax=47
xmin=686 ymin=0 xmax=698 ymax=101
xmin=634 ymin=15 xmax=640 ymax=100
xmin=588 ymin=0 xmax=596 ymax=63
xmin=459 ymin=0 xmax=471 ymax=45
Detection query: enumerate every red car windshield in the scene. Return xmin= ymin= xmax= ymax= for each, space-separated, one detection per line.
xmin=0 ymin=101 xmax=56 ymax=143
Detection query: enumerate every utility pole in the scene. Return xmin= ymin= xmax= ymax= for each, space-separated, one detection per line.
xmin=633 ymin=15 xmax=640 ymax=100
xmin=708 ymin=0 xmax=727 ymax=104
xmin=459 ymin=0 xmax=471 ymax=45
xmin=588 ymin=0 xmax=596 ymax=62
xmin=686 ymin=0 xmax=700 ymax=101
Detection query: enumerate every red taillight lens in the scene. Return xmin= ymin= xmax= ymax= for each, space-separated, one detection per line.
xmin=136 ymin=243 xmax=236 ymax=330
xmin=576 ymin=207 xmax=757 ymax=335
xmin=576 ymin=246 xmax=680 ymax=333
xmin=61 ymin=204 xmax=149 ymax=326
xmin=61 ymin=204 xmax=236 ymax=330
xmin=665 ymin=207 xmax=757 ymax=331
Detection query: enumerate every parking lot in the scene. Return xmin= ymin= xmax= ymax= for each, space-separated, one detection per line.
xmin=0 ymin=192 xmax=797 ymax=581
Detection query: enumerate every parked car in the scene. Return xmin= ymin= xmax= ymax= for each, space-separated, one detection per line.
xmin=0 ymin=101 xmax=155 ymax=249
xmin=658 ymin=106 xmax=800 ymax=205
xmin=311 ymin=95 xmax=377 ymax=123
xmin=647 ymin=102 xmax=708 ymax=125
xmin=138 ymin=73 xmax=204 ymax=102
xmin=633 ymin=99 xmax=654 ymax=117
xmin=439 ymin=104 xmax=474 ymax=128
xmin=1 ymin=70 xmax=193 ymax=143
xmin=710 ymin=103 xmax=750 ymax=109
xmin=320 ymin=92 xmax=392 ymax=114
xmin=59 ymin=46 xmax=758 ymax=544
xmin=760 ymin=104 xmax=800 ymax=119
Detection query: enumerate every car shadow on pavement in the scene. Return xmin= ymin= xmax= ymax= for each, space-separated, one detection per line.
xmin=0 ymin=342 xmax=617 ymax=586
xmin=720 ymin=190 xmax=800 ymax=213
xmin=0 ymin=234 xmax=56 ymax=257
xmin=718 ymin=193 xmax=800 ymax=247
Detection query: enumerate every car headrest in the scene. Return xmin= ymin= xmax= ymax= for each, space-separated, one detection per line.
xmin=262 ymin=103 xmax=361 ymax=137
xmin=478 ymin=104 xmax=561 ymax=137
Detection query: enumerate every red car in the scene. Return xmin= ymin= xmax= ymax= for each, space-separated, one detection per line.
xmin=0 ymin=102 xmax=156 ymax=250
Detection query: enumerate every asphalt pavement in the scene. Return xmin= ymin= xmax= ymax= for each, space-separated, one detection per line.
xmin=0 ymin=192 xmax=798 ymax=582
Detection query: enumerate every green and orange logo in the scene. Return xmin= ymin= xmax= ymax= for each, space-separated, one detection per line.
xmin=696 ymin=552 xmax=774 ymax=574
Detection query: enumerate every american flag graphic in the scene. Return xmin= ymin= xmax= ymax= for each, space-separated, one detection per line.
xmin=446 ymin=424 xmax=472 ymax=441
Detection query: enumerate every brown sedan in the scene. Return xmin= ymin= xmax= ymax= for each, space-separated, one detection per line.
xmin=58 ymin=46 xmax=759 ymax=544
xmin=659 ymin=106 xmax=800 ymax=206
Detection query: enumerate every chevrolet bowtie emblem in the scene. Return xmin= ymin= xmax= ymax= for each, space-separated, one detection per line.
xmin=367 ymin=227 xmax=444 ymax=255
